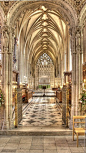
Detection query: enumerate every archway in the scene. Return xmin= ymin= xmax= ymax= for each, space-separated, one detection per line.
xmin=0 ymin=1 xmax=80 ymax=129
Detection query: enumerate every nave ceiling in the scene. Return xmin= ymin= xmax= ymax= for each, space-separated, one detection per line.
xmin=0 ymin=0 xmax=86 ymax=66
xmin=6 ymin=1 xmax=73 ymax=65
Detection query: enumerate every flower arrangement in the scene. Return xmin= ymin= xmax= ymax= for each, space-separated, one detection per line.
xmin=0 ymin=88 xmax=4 ymax=106
xmin=79 ymin=89 xmax=86 ymax=114
xmin=80 ymin=89 xmax=86 ymax=105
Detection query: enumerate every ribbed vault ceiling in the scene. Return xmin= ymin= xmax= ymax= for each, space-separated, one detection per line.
xmin=17 ymin=5 xmax=68 ymax=64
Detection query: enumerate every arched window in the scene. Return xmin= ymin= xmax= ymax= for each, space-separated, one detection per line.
xmin=36 ymin=53 xmax=54 ymax=77
xmin=37 ymin=53 xmax=53 ymax=66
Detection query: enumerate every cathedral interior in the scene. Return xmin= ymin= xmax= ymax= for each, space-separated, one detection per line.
xmin=0 ymin=0 xmax=86 ymax=143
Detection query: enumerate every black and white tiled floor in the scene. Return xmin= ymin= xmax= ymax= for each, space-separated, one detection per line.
xmin=19 ymin=97 xmax=62 ymax=127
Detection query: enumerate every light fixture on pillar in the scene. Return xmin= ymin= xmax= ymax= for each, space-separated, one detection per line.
xmin=84 ymin=79 xmax=86 ymax=89
xmin=84 ymin=79 xmax=86 ymax=83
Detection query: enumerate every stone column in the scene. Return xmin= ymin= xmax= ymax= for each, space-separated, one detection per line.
xmin=64 ymin=53 xmax=67 ymax=72
xmin=75 ymin=26 xmax=82 ymax=115
xmin=66 ymin=30 xmax=69 ymax=72
xmin=28 ymin=61 xmax=30 ymax=85
xmin=2 ymin=26 xmax=14 ymax=129
xmin=33 ymin=62 xmax=35 ymax=90
xmin=56 ymin=57 xmax=58 ymax=77
xmin=61 ymin=54 xmax=64 ymax=86
xmin=69 ymin=26 xmax=82 ymax=129
xmin=69 ymin=27 xmax=76 ymax=128
xmin=2 ymin=26 xmax=9 ymax=129
xmin=80 ymin=28 xmax=83 ymax=92
xmin=34 ymin=63 xmax=36 ymax=90
xmin=59 ymin=53 xmax=61 ymax=78
xmin=67 ymin=30 xmax=70 ymax=72
xmin=8 ymin=27 xmax=14 ymax=129
xmin=26 ymin=56 xmax=28 ymax=84
xmin=21 ymin=52 xmax=24 ymax=83
xmin=19 ymin=38 xmax=21 ymax=83
xmin=83 ymin=24 xmax=86 ymax=63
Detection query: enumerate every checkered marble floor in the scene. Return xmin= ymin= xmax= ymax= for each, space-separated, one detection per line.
xmin=19 ymin=97 xmax=62 ymax=127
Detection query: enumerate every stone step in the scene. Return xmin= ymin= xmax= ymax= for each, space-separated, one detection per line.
xmin=0 ymin=128 xmax=72 ymax=136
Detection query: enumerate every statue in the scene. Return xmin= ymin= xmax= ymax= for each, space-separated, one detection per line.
xmin=76 ymin=32 xmax=80 ymax=47
xmin=76 ymin=27 xmax=81 ymax=47
xmin=3 ymin=31 xmax=9 ymax=48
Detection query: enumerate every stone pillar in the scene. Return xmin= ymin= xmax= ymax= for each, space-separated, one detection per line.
xmin=28 ymin=62 xmax=30 ymax=84
xmin=67 ymin=30 xmax=70 ymax=72
xmin=2 ymin=26 xmax=9 ymax=129
xmin=16 ymin=22 xmax=19 ymax=71
xmin=2 ymin=26 xmax=14 ymax=129
xmin=26 ymin=56 xmax=28 ymax=84
xmin=59 ymin=53 xmax=61 ymax=78
xmin=83 ymin=23 xmax=86 ymax=63
xmin=69 ymin=27 xmax=76 ymax=129
xmin=19 ymin=49 xmax=22 ymax=83
xmin=33 ymin=62 xmax=35 ymax=90
xmin=69 ymin=26 xmax=82 ymax=129
xmin=64 ymin=53 xmax=66 ymax=72
xmin=61 ymin=54 xmax=64 ymax=86
xmin=80 ymin=29 xmax=83 ymax=93
xmin=34 ymin=63 xmax=36 ymax=90
xmin=21 ymin=52 xmax=24 ymax=83
xmin=75 ymin=26 xmax=82 ymax=115
xmin=56 ymin=57 xmax=58 ymax=77
xmin=66 ymin=31 xmax=69 ymax=72
xmin=9 ymin=27 xmax=14 ymax=129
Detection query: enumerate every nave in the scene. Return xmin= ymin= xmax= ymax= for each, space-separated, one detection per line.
xmin=19 ymin=97 xmax=62 ymax=127
xmin=0 ymin=0 xmax=86 ymax=132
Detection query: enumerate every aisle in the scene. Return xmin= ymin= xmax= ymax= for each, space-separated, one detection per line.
xmin=19 ymin=97 xmax=62 ymax=127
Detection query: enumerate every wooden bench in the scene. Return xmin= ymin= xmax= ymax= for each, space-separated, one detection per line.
xmin=73 ymin=116 xmax=86 ymax=147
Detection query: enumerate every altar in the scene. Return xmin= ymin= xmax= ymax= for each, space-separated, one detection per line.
xmin=38 ymin=76 xmax=50 ymax=89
